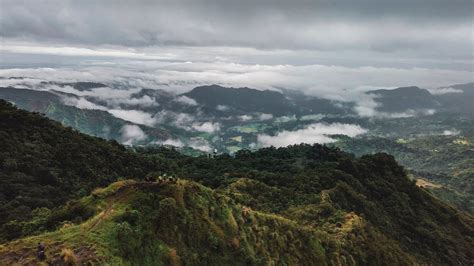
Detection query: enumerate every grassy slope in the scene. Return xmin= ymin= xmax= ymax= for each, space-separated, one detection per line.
xmin=4 ymin=176 xmax=470 ymax=265
xmin=0 ymin=180 xmax=327 ymax=265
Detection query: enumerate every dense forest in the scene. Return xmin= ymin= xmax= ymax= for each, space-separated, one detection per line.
xmin=333 ymin=136 xmax=474 ymax=213
xmin=0 ymin=100 xmax=473 ymax=265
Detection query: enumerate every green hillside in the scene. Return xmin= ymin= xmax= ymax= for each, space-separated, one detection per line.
xmin=333 ymin=136 xmax=474 ymax=213
xmin=0 ymin=179 xmax=329 ymax=265
xmin=0 ymin=99 xmax=473 ymax=264
xmin=0 ymin=100 xmax=168 ymax=241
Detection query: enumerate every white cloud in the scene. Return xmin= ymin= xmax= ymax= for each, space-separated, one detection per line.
xmin=60 ymin=96 xmax=107 ymax=110
xmin=112 ymin=95 xmax=157 ymax=107
xmin=257 ymin=123 xmax=367 ymax=148
xmin=239 ymin=115 xmax=253 ymax=121
xmin=174 ymin=95 xmax=198 ymax=106
xmin=257 ymin=113 xmax=273 ymax=121
xmin=216 ymin=105 xmax=230 ymax=111
xmin=192 ymin=122 xmax=221 ymax=133
xmin=443 ymin=129 xmax=460 ymax=136
xmin=370 ymin=108 xmax=436 ymax=119
xmin=108 ymin=109 xmax=156 ymax=126
xmin=1 ymin=79 xmax=159 ymax=108
xmin=163 ymin=139 xmax=184 ymax=147
xmin=154 ymin=110 xmax=196 ymax=130
xmin=428 ymin=87 xmax=464 ymax=95
xmin=61 ymin=86 xmax=157 ymax=108
xmin=300 ymin=114 xmax=324 ymax=121
xmin=188 ymin=138 xmax=212 ymax=152
xmin=352 ymin=93 xmax=381 ymax=117
xmin=156 ymin=138 xmax=184 ymax=147
xmin=275 ymin=115 xmax=297 ymax=123
xmin=120 ymin=125 xmax=147 ymax=145
xmin=1 ymin=61 xmax=472 ymax=122
xmin=1 ymin=61 xmax=472 ymax=104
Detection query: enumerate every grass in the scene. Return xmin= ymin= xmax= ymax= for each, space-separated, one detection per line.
xmin=0 ymin=178 xmax=379 ymax=265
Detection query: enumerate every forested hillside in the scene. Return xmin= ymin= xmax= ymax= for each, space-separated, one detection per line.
xmin=334 ymin=136 xmax=474 ymax=213
xmin=0 ymin=100 xmax=473 ymax=265
xmin=0 ymin=100 xmax=167 ymax=241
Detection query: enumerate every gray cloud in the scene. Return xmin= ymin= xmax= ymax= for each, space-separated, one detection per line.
xmin=0 ymin=0 xmax=472 ymax=69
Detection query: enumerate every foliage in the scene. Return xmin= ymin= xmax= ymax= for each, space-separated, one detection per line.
xmin=0 ymin=100 xmax=169 ymax=241
xmin=0 ymin=100 xmax=473 ymax=264
xmin=333 ymin=135 xmax=474 ymax=213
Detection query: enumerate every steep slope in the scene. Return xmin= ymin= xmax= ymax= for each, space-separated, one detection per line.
xmin=0 ymin=100 xmax=168 ymax=241
xmin=175 ymin=147 xmax=474 ymax=264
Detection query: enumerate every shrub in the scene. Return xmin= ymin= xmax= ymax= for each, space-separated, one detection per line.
xmin=60 ymin=248 xmax=77 ymax=265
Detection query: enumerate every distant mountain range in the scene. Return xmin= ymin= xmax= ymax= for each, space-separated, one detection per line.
xmin=0 ymin=80 xmax=473 ymax=151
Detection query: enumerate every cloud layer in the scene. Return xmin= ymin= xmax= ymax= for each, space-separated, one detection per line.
xmin=1 ymin=0 xmax=472 ymax=61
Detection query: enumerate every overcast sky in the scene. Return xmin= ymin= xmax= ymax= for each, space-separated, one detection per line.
xmin=0 ymin=0 xmax=473 ymax=91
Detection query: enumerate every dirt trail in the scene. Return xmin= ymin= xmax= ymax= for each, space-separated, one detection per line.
xmin=87 ymin=201 xmax=115 ymax=231
xmin=86 ymin=181 xmax=162 ymax=230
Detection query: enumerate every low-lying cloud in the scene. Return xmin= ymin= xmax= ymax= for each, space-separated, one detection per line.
xmin=174 ymin=95 xmax=198 ymax=106
xmin=442 ymin=129 xmax=460 ymax=136
xmin=257 ymin=123 xmax=367 ymax=147
xmin=258 ymin=113 xmax=273 ymax=121
xmin=120 ymin=124 xmax=147 ymax=145
xmin=239 ymin=115 xmax=253 ymax=121
xmin=428 ymin=87 xmax=464 ymax=95
xmin=108 ymin=109 xmax=156 ymax=126
xmin=0 ymin=61 xmax=471 ymax=121
xmin=154 ymin=138 xmax=185 ymax=147
xmin=192 ymin=122 xmax=221 ymax=133
xmin=155 ymin=110 xmax=195 ymax=130
xmin=60 ymin=95 xmax=107 ymax=111
xmin=216 ymin=105 xmax=230 ymax=111
xmin=188 ymin=138 xmax=212 ymax=152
